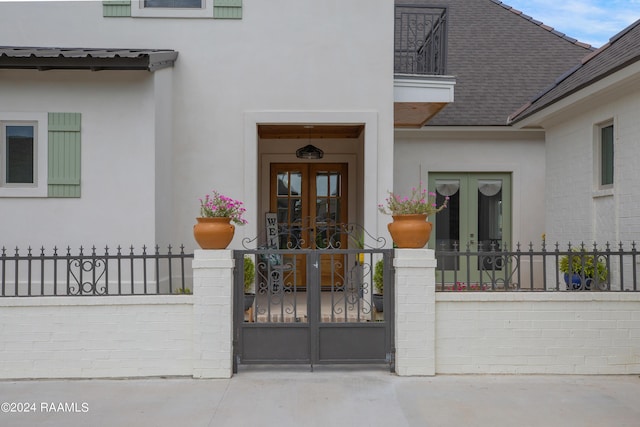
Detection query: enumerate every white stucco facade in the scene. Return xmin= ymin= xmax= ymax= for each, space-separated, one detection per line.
xmin=394 ymin=128 xmax=547 ymax=246
xmin=0 ymin=0 xmax=395 ymax=249
xmin=0 ymin=69 xmax=160 ymax=248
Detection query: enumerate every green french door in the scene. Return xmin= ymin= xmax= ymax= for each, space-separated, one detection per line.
xmin=428 ymin=173 xmax=511 ymax=284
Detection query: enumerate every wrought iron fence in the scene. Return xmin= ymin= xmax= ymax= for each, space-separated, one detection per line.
xmin=395 ymin=4 xmax=448 ymax=75
xmin=0 ymin=245 xmax=193 ymax=297
xmin=435 ymin=241 xmax=639 ymax=292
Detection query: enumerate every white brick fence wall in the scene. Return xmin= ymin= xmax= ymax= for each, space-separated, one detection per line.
xmin=0 ymin=250 xmax=233 ymax=380
xmin=0 ymin=296 xmax=194 ymax=379
xmin=1 ymin=249 xmax=639 ymax=379
xmin=437 ymin=293 xmax=640 ymax=374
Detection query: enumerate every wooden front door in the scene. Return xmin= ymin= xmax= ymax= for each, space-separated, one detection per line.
xmin=270 ymin=163 xmax=348 ymax=288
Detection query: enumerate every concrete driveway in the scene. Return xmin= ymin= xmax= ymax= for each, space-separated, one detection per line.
xmin=1 ymin=368 xmax=639 ymax=426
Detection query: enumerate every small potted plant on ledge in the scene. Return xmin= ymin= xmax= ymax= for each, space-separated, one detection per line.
xmin=559 ymin=249 xmax=608 ymax=290
xmin=193 ymin=190 xmax=247 ymax=249
xmin=378 ymin=183 xmax=448 ymax=248
xmin=372 ymin=259 xmax=384 ymax=312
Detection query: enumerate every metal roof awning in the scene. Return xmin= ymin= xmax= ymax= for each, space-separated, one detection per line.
xmin=0 ymin=47 xmax=178 ymax=72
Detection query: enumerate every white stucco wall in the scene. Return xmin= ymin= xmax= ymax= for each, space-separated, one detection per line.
xmin=394 ymin=128 xmax=546 ymax=246
xmin=0 ymin=70 xmax=157 ymax=249
xmin=543 ymin=72 xmax=640 ymax=246
xmin=0 ymin=0 xmax=394 ymax=249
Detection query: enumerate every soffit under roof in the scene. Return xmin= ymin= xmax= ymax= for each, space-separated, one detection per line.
xmin=0 ymin=47 xmax=178 ymax=72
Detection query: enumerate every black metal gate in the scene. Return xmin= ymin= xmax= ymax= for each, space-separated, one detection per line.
xmin=233 ymin=244 xmax=394 ymax=372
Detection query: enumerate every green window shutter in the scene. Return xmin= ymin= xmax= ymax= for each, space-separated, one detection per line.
xmin=48 ymin=113 xmax=81 ymax=198
xmin=214 ymin=0 xmax=242 ymax=19
xmin=103 ymin=0 xmax=131 ymax=17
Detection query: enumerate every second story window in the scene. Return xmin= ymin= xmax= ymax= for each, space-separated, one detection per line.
xmin=132 ymin=0 xmax=211 ymax=17
xmin=144 ymin=0 xmax=203 ymax=8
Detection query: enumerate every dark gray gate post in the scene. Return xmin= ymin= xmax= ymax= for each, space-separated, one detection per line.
xmin=308 ymin=251 xmax=320 ymax=370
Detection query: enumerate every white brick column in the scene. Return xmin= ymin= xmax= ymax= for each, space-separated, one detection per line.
xmin=394 ymin=248 xmax=436 ymax=376
xmin=192 ymin=250 xmax=234 ymax=378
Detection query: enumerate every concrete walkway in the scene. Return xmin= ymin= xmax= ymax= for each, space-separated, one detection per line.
xmin=1 ymin=368 xmax=639 ymax=427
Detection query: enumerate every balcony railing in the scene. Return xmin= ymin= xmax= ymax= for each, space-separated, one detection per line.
xmin=395 ymin=4 xmax=448 ymax=75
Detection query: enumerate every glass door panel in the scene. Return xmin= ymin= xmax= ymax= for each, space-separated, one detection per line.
xmin=477 ymin=179 xmax=503 ymax=250
xmin=434 ymin=179 xmax=462 ymax=270
xmin=310 ymin=165 xmax=347 ymax=288
xmin=272 ymin=166 xmax=309 ymax=287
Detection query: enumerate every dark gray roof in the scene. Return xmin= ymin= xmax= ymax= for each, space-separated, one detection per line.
xmin=0 ymin=47 xmax=178 ymax=72
xmin=405 ymin=0 xmax=594 ymax=126
xmin=509 ymin=19 xmax=640 ymax=124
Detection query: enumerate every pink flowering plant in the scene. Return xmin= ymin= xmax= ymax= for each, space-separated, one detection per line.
xmin=199 ymin=190 xmax=247 ymax=225
xmin=378 ymin=184 xmax=448 ymax=217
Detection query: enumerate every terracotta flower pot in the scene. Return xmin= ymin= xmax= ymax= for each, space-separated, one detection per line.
xmin=388 ymin=214 xmax=432 ymax=248
xmin=193 ymin=217 xmax=235 ymax=249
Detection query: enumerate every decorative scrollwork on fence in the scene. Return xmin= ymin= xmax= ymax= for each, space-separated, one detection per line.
xmin=254 ymin=256 xmax=300 ymax=321
xmin=479 ymin=252 xmax=520 ymax=290
xmin=330 ymin=260 xmax=373 ymax=319
xmin=242 ymin=219 xmax=386 ymax=250
xmin=67 ymin=257 xmax=107 ymax=296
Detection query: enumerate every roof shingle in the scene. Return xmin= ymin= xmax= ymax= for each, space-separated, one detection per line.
xmin=508 ymin=20 xmax=640 ymax=124
xmin=400 ymin=0 xmax=594 ymax=126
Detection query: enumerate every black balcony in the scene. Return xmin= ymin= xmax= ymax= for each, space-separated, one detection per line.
xmin=395 ymin=5 xmax=448 ymax=75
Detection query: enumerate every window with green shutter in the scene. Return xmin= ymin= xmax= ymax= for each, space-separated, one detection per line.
xmin=3 ymin=123 xmax=35 ymax=185
xmin=103 ymin=0 xmax=241 ymax=18
xmin=48 ymin=113 xmax=81 ymax=198
xmin=0 ymin=112 xmax=48 ymax=197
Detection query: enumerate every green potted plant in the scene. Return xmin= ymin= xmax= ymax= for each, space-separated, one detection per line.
xmin=243 ymin=256 xmax=256 ymax=311
xmin=372 ymin=259 xmax=384 ymax=312
xmin=378 ymin=183 xmax=448 ymax=248
xmin=559 ymin=249 xmax=608 ymax=290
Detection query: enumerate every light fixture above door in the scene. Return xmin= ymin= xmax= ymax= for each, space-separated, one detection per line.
xmin=296 ymin=144 xmax=324 ymax=159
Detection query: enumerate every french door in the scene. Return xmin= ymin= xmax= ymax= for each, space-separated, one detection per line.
xmin=428 ymin=173 xmax=511 ymax=284
xmin=270 ymin=163 xmax=348 ymax=288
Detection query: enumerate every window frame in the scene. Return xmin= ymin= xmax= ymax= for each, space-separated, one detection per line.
xmin=595 ymin=120 xmax=614 ymax=191
xmin=132 ymin=0 xmax=212 ymax=18
xmin=0 ymin=113 xmax=48 ymax=197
